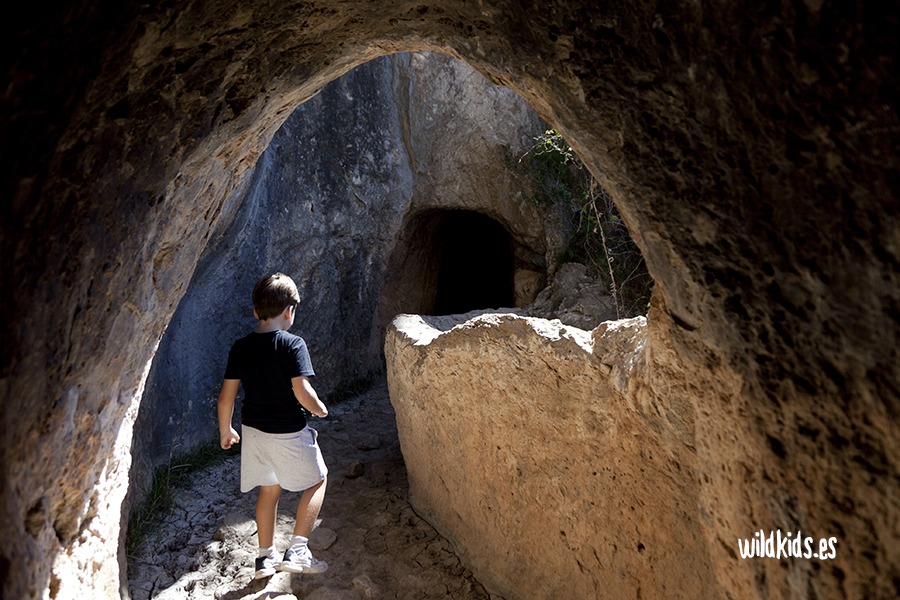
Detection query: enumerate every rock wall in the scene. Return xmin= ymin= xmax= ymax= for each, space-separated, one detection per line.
xmin=525 ymin=262 xmax=619 ymax=329
xmin=1 ymin=2 xmax=897 ymax=599
xmin=385 ymin=312 xmax=718 ymax=598
xmin=131 ymin=51 xmax=549 ymax=508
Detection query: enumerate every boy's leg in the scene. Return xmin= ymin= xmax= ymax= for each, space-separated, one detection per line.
xmin=256 ymin=484 xmax=282 ymax=548
xmin=293 ymin=476 xmax=327 ymax=538
xmin=279 ymin=477 xmax=329 ymax=574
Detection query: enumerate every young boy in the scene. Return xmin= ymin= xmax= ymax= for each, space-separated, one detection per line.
xmin=217 ymin=272 xmax=330 ymax=579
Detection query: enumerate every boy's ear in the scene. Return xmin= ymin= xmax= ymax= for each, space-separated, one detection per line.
xmin=253 ymin=308 xmax=259 ymax=320
xmin=282 ymin=305 xmax=294 ymax=318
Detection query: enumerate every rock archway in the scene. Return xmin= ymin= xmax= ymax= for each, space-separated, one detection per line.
xmin=2 ymin=2 xmax=897 ymax=599
xmin=131 ymin=51 xmax=548 ymax=508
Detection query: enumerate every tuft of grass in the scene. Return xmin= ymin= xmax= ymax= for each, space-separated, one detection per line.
xmin=126 ymin=438 xmax=240 ymax=557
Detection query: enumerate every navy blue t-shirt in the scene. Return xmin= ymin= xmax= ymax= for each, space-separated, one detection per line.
xmin=224 ymin=330 xmax=315 ymax=433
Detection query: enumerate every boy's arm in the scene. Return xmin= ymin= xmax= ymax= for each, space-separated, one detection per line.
xmin=291 ymin=376 xmax=328 ymax=418
xmin=217 ymin=379 xmax=241 ymax=449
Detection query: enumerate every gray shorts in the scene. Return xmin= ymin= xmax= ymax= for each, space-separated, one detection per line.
xmin=240 ymin=425 xmax=328 ymax=493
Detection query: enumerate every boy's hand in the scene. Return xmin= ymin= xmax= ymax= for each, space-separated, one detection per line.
xmin=220 ymin=427 xmax=240 ymax=450
xmin=217 ymin=379 xmax=240 ymax=449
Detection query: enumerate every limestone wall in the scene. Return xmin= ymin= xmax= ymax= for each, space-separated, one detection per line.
xmin=385 ymin=312 xmax=719 ymax=598
xmin=386 ymin=293 xmax=898 ymax=599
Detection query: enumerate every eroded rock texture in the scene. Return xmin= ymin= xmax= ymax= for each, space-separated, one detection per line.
xmin=2 ymin=1 xmax=897 ymax=599
xmin=386 ymin=312 xmax=715 ymax=598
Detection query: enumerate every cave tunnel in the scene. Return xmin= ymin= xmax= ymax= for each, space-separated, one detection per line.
xmin=432 ymin=210 xmax=515 ymax=315
xmin=3 ymin=1 xmax=897 ymax=598
xmin=376 ymin=208 xmax=522 ymax=326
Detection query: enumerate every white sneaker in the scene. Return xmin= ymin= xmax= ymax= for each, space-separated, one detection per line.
xmin=253 ymin=555 xmax=278 ymax=579
xmin=279 ymin=543 xmax=328 ymax=574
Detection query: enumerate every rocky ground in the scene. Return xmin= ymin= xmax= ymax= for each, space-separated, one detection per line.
xmin=127 ymin=380 xmax=501 ymax=600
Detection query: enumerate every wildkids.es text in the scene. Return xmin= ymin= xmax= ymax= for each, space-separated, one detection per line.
xmin=737 ymin=530 xmax=838 ymax=560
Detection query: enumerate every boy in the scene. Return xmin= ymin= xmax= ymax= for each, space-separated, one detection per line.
xmin=217 ymin=272 xmax=330 ymax=579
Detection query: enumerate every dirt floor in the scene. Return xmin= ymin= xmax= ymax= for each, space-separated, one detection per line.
xmin=127 ymin=380 xmax=501 ymax=600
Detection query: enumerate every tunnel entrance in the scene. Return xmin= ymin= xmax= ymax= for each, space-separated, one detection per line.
xmin=375 ymin=208 xmax=524 ymax=335
xmin=432 ymin=211 xmax=515 ymax=315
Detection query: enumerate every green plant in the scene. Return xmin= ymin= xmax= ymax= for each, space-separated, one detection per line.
xmin=126 ymin=438 xmax=239 ymax=556
xmin=512 ymin=129 xmax=653 ymax=318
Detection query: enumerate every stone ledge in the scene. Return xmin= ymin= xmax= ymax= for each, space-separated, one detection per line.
xmin=385 ymin=311 xmax=715 ymax=599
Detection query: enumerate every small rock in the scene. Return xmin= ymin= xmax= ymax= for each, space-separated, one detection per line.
xmin=363 ymin=527 xmax=388 ymax=554
xmin=352 ymin=573 xmax=379 ymax=599
xmin=344 ymin=461 xmax=364 ymax=479
xmin=309 ymin=526 xmax=337 ymax=551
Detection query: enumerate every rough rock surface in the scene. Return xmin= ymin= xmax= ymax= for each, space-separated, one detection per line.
xmin=2 ymin=2 xmax=897 ymax=599
xmin=525 ymin=262 xmax=619 ymax=329
xmin=385 ymin=312 xmax=715 ymax=599
xmin=128 ymin=382 xmax=499 ymax=600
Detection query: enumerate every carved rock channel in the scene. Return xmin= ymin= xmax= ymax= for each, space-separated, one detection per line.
xmin=386 ymin=312 xmax=713 ymax=599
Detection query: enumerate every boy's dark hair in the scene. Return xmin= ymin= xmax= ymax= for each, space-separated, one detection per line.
xmin=252 ymin=273 xmax=300 ymax=320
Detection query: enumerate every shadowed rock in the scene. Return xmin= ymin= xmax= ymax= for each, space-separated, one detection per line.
xmin=1 ymin=2 xmax=897 ymax=599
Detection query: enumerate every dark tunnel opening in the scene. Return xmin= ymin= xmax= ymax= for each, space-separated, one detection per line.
xmin=377 ymin=208 xmax=520 ymax=326
xmin=432 ymin=210 xmax=515 ymax=315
